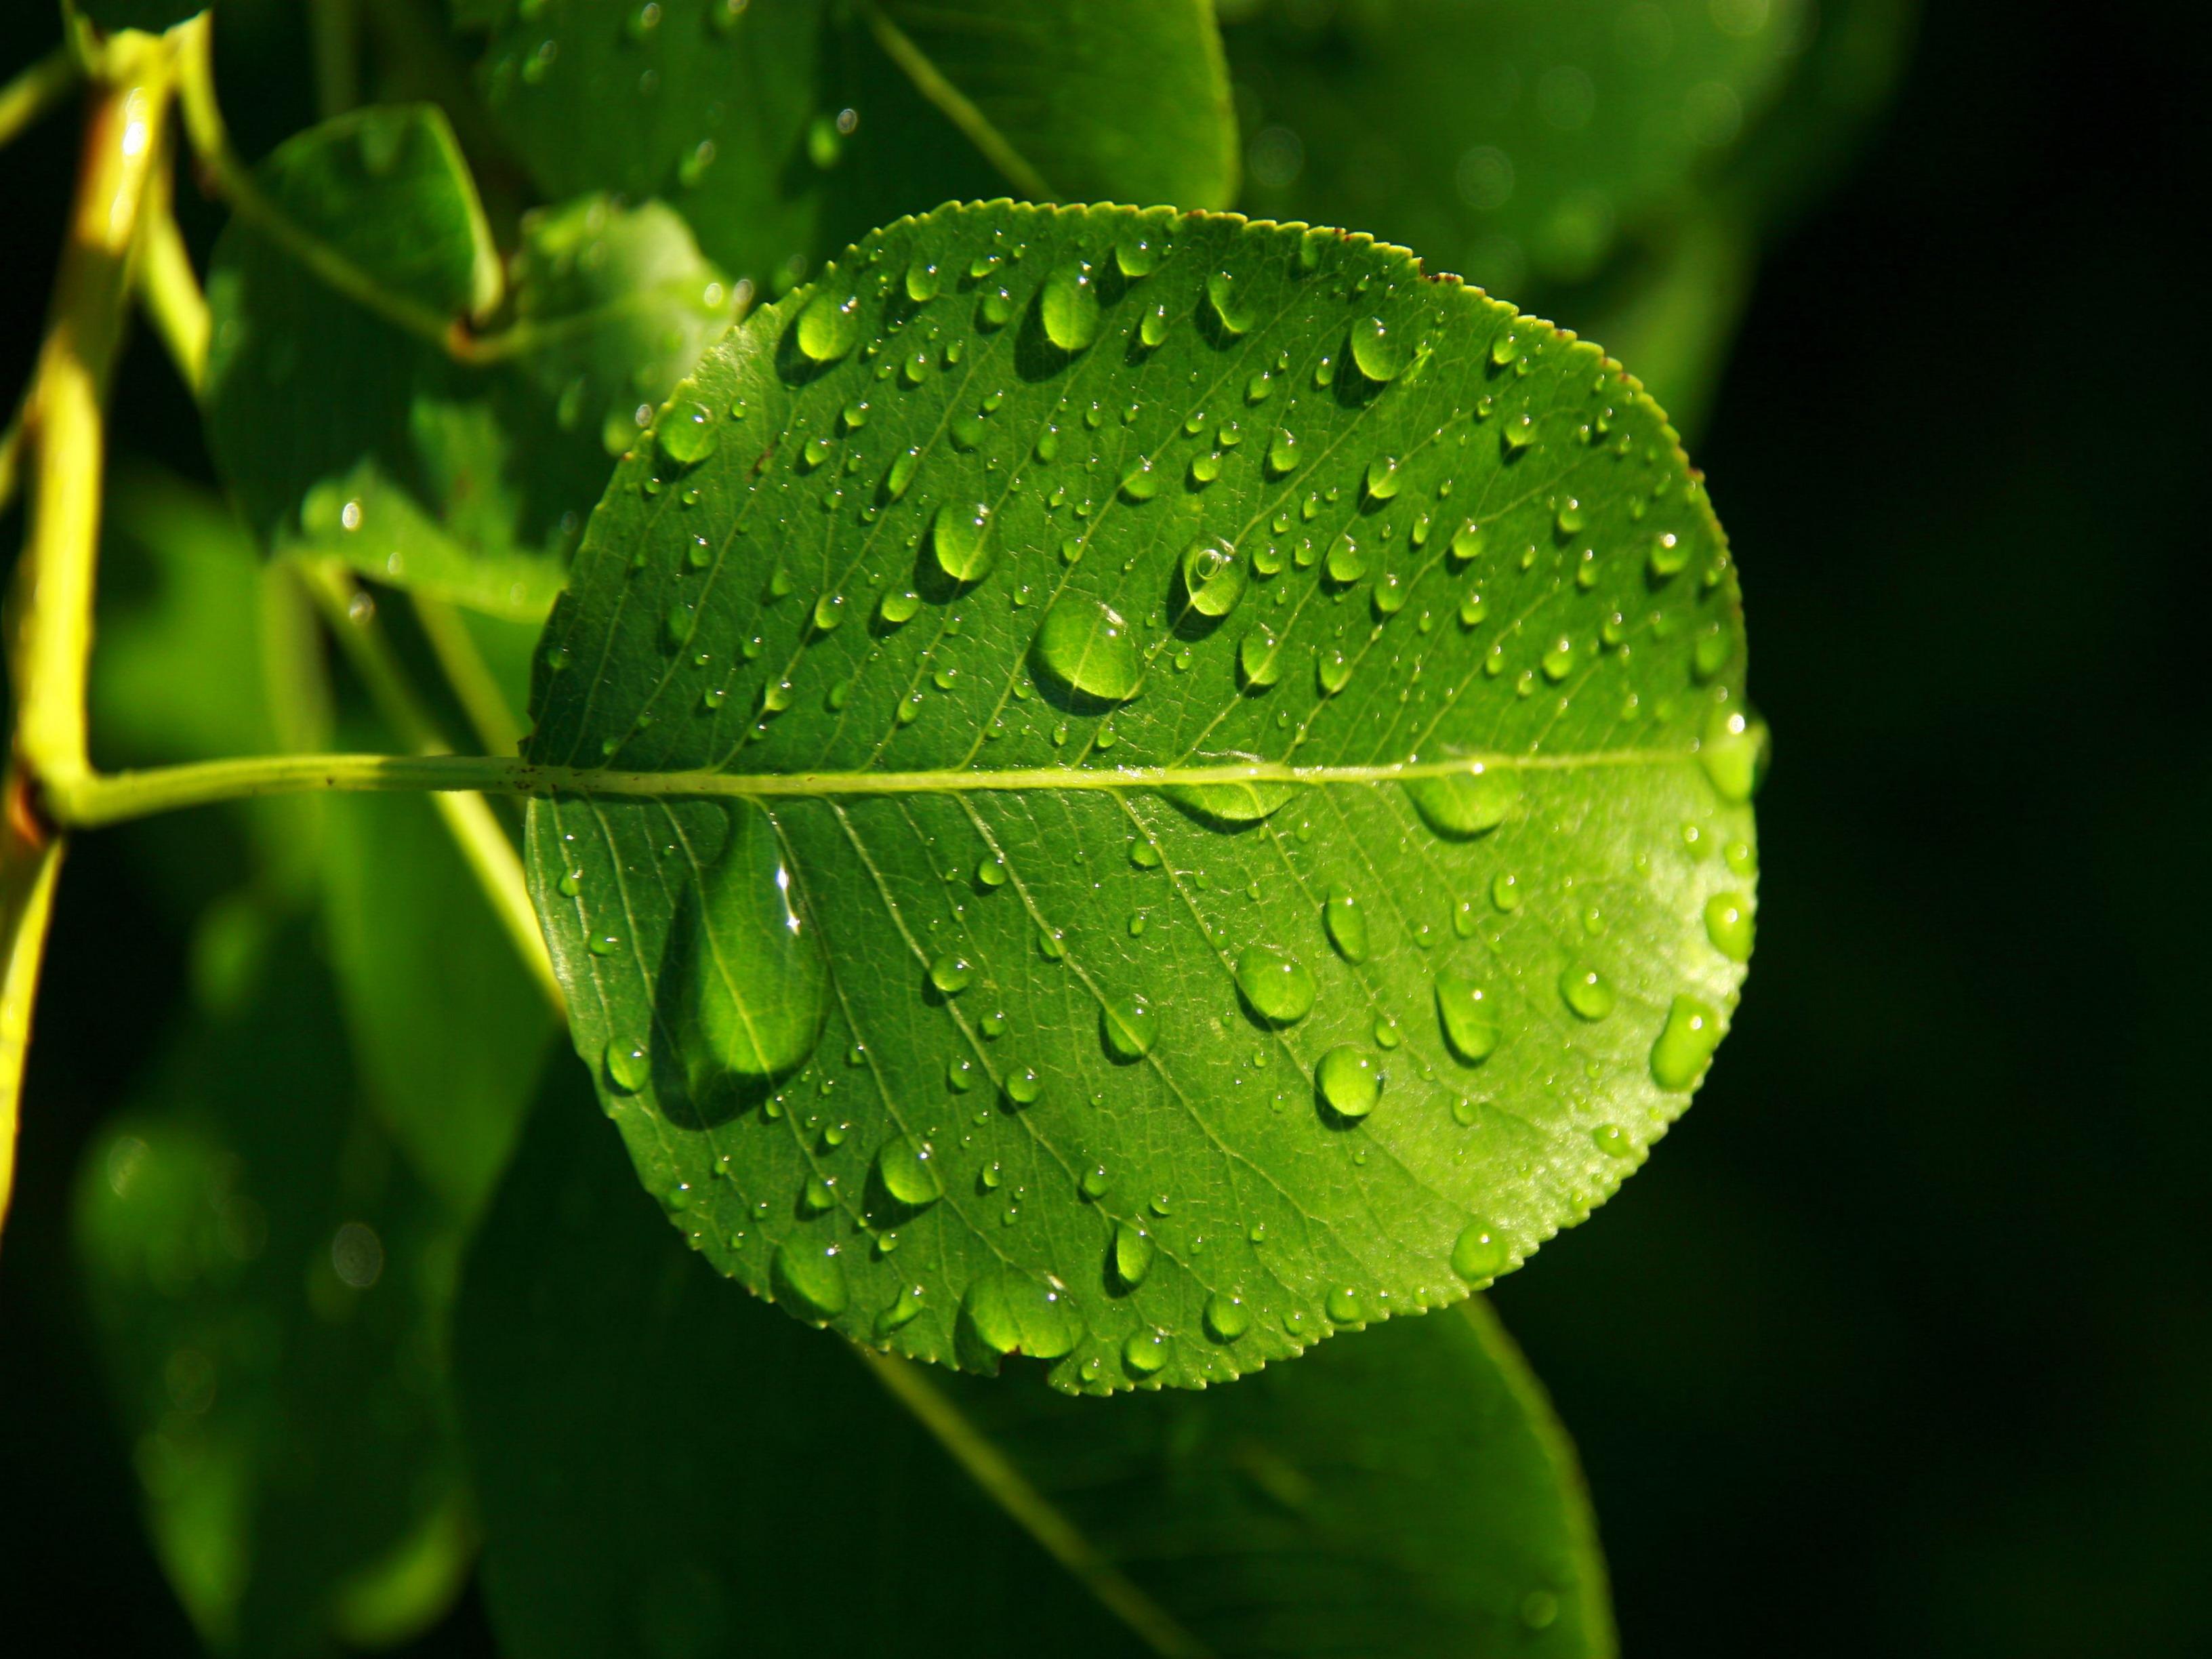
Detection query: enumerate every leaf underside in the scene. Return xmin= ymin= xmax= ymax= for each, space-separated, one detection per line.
xmin=459 ymin=1069 xmax=1616 ymax=1658
xmin=525 ymin=200 xmax=1759 ymax=1393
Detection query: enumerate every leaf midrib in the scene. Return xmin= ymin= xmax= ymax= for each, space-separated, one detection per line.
xmin=512 ymin=747 xmax=1695 ymax=801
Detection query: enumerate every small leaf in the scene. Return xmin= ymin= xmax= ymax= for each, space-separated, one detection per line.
xmin=457 ymin=1078 xmax=1615 ymax=1657
xmin=204 ymin=107 xmax=734 ymax=619
xmin=525 ymin=201 xmax=1756 ymax=1392
xmin=468 ymin=0 xmax=1236 ymax=290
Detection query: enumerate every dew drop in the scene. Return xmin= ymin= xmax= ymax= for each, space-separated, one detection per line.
xmin=1402 ymin=765 xmax=1516 ymax=839
xmin=1102 ymin=994 xmax=1157 ymax=1060
xmin=1451 ymin=1221 xmax=1507 ymax=1284
xmin=602 ymin=1036 xmax=647 ymax=1092
xmin=1698 ymin=705 xmax=1769 ymax=804
xmin=1351 ymin=314 xmax=1406 ymax=382
xmin=1559 ymin=966 xmax=1616 ymax=1021
xmin=1704 ymin=892 xmax=1754 ymax=960
xmin=1325 ymin=1285 xmax=1364 ymax=1324
xmin=1114 ymin=1220 xmax=1153 ymax=1287
xmin=1123 ymin=1330 xmax=1168 ymax=1376
xmin=1120 ymin=455 xmax=1160 ymax=501
xmin=1325 ymin=529 xmax=1367 ymax=585
xmin=1650 ymin=994 xmax=1722 ymax=1090
xmin=1434 ymin=968 xmax=1501 ymax=1063
xmin=1323 ymin=884 xmax=1370 ymax=962
xmin=1206 ymin=268 xmax=1253 ymax=333
xmin=1040 ymin=259 xmax=1103 ymax=351
xmin=1204 ymin=1292 xmax=1251 ymax=1343
xmin=1239 ymin=626 xmax=1284 ymax=689
xmin=1235 ymin=945 xmax=1315 ymax=1024
xmin=878 ymin=588 xmax=920 ymax=626
xmin=1317 ymin=1045 xmax=1381 ymax=1118
xmin=928 ymin=952 xmax=973 ymax=995
xmin=875 ymin=1134 xmax=942 ymax=1206
xmin=1180 ymin=535 xmax=1245 ymax=618
xmin=885 ymin=445 xmax=921 ymax=499
xmin=763 ymin=1242 xmax=851 ymax=1335
xmin=962 ymin=1269 xmax=1080 ymax=1359
xmin=1032 ymin=598 xmax=1142 ymax=702
xmin=678 ymin=803 xmax=827 ymax=1080
xmin=1648 ymin=529 xmax=1689 ymax=579
xmin=657 ymin=400 xmax=720 ymax=466
xmin=794 ymin=289 xmax=861 ymax=363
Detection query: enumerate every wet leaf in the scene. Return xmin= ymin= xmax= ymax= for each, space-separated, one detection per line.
xmin=518 ymin=199 xmax=1757 ymax=1394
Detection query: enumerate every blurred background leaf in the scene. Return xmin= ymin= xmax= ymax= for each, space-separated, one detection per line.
xmin=458 ymin=1063 xmax=1614 ymax=1657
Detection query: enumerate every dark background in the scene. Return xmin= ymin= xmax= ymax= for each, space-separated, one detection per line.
xmin=4 ymin=2 xmax=2207 ymax=1654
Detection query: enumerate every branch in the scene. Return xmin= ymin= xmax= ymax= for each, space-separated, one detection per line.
xmin=0 ymin=44 xmax=79 ymax=152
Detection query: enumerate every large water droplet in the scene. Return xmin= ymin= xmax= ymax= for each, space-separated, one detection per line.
xmin=1206 ymin=269 xmax=1254 ymax=333
xmin=876 ymin=1134 xmax=942 ymax=1206
xmin=1704 ymin=892 xmax=1754 ymax=960
xmin=678 ymin=802 xmax=827 ymax=1080
xmin=1040 ymin=259 xmax=1103 ymax=351
xmin=771 ymin=1240 xmax=849 ymax=1321
xmin=658 ymin=400 xmax=720 ymax=466
xmin=1698 ymin=705 xmax=1769 ymax=804
xmin=1180 ymin=535 xmax=1245 ymax=618
xmin=1402 ymin=765 xmax=1517 ymax=838
xmin=1351 ymin=314 xmax=1406 ymax=382
xmin=1123 ymin=1330 xmax=1168 ymax=1376
xmin=1102 ymin=994 xmax=1157 ymax=1060
xmin=1434 ymin=968 xmax=1501 ymax=1063
xmin=1114 ymin=1220 xmax=1153 ymax=1287
xmin=1558 ymin=965 xmax=1616 ymax=1021
xmin=927 ymin=951 xmax=973 ymax=995
xmin=1235 ymin=945 xmax=1315 ymax=1023
xmin=930 ymin=501 xmax=994 ymax=585
xmin=1204 ymin=1292 xmax=1251 ymax=1343
xmin=1317 ymin=1044 xmax=1381 ymax=1118
xmin=1239 ymin=626 xmax=1284 ymax=688
xmin=1323 ymin=884 xmax=1370 ymax=962
xmin=1650 ymin=994 xmax=1721 ymax=1090
xmin=1451 ymin=1221 xmax=1507 ymax=1283
xmin=1032 ymin=598 xmax=1141 ymax=702
xmin=602 ymin=1036 xmax=647 ymax=1092
xmin=962 ymin=1269 xmax=1080 ymax=1359
xmin=794 ymin=289 xmax=861 ymax=363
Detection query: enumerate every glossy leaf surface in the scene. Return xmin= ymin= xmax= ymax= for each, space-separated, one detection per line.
xmin=468 ymin=0 xmax=1235 ymax=289
xmin=458 ymin=1072 xmax=1614 ymax=1656
xmin=204 ymin=106 xmax=733 ymax=619
xmin=524 ymin=201 xmax=1758 ymax=1391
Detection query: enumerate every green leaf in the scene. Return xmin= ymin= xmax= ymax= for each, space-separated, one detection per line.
xmin=73 ymin=918 xmax=476 ymax=1655
xmin=457 ymin=1069 xmax=1615 ymax=1657
xmin=468 ymin=0 xmax=1235 ymax=291
xmin=320 ymin=787 xmax=556 ymax=1218
xmin=204 ymin=106 xmax=735 ymax=620
xmin=524 ymin=201 xmax=1759 ymax=1393
xmin=1222 ymin=0 xmax=1805 ymax=297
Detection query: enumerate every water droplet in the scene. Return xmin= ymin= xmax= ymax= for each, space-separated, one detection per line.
xmin=1206 ymin=269 xmax=1253 ymax=333
xmin=1316 ymin=649 xmax=1353 ymax=695
xmin=1115 ymin=234 xmax=1161 ymax=277
xmin=876 ymin=1286 xmax=924 ymax=1334
xmin=876 ymin=1134 xmax=942 ymax=1206
xmin=1704 ymin=892 xmax=1754 ymax=960
xmin=1120 ymin=455 xmax=1160 ymax=501
xmin=975 ymin=854 xmax=1008 ymax=890
xmin=1102 ymin=994 xmax=1157 ymax=1060
xmin=794 ymin=289 xmax=861 ymax=363
xmin=1005 ymin=1066 xmax=1042 ymax=1106
xmin=603 ymin=1036 xmax=647 ymax=1092
xmin=1032 ymin=598 xmax=1141 ymax=702
xmin=1123 ymin=1330 xmax=1168 ymax=1376
xmin=921 ymin=500 xmax=993 ymax=586
xmin=1080 ymin=1164 xmax=1110 ymax=1200
xmin=1235 ymin=945 xmax=1315 ymax=1024
xmin=771 ymin=1240 xmax=848 ymax=1321
xmin=811 ymin=592 xmax=845 ymax=634
xmin=1325 ymin=1286 xmax=1364 ymax=1324
xmin=1264 ymin=426 xmax=1298 ymax=477
xmin=1491 ymin=872 xmax=1521 ymax=912
xmin=1180 ymin=536 xmax=1245 ymax=617
xmin=1559 ymin=966 xmax=1616 ymax=1021
xmin=1650 ymin=994 xmax=1722 ymax=1090
xmin=1698 ymin=705 xmax=1769 ymax=803
xmin=928 ymin=952 xmax=973 ymax=995
xmin=1326 ymin=529 xmax=1368 ymax=585
xmin=1404 ymin=764 xmax=1517 ymax=839
xmin=679 ymin=803 xmax=827 ymax=1080
xmin=1504 ymin=413 xmax=1536 ymax=453
xmin=1648 ymin=530 xmax=1688 ymax=579
xmin=1541 ymin=637 xmax=1576 ymax=681
xmin=1351 ymin=315 xmax=1406 ymax=382
xmin=963 ymin=1269 xmax=1081 ymax=1360
xmin=1239 ymin=626 xmax=1284 ymax=688
xmin=1317 ymin=1045 xmax=1381 ymax=1118
xmin=1040 ymin=259 xmax=1102 ymax=351
xmin=658 ymin=400 xmax=720 ymax=466
xmin=1114 ymin=1221 xmax=1153 ymax=1287
xmin=1204 ymin=1293 xmax=1251 ymax=1343
xmin=1452 ymin=1221 xmax=1507 ymax=1284
xmin=1323 ymin=885 xmax=1370 ymax=962
xmin=1364 ymin=455 xmax=1402 ymax=501
xmin=1434 ymin=969 xmax=1501 ymax=1063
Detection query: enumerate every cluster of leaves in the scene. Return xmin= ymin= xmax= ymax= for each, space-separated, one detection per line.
xmin=34 ymin=0 xmax=1902 ymax=1651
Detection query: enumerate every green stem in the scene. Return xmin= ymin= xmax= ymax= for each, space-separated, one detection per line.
xmin=0 ymin=45 xmax=79 ymax=152
xmin=136 ymin=123 xmax=209 ymax=394
xmin=41 ymin=745 xmax=1686 ymax=832
xmin=861 ymin=2 xmax=1053 ymax=199
xmin=297 ymin=564 xmax=559 ymax=1009
xmin=412 ymin=594 xmax=523 ymax=758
